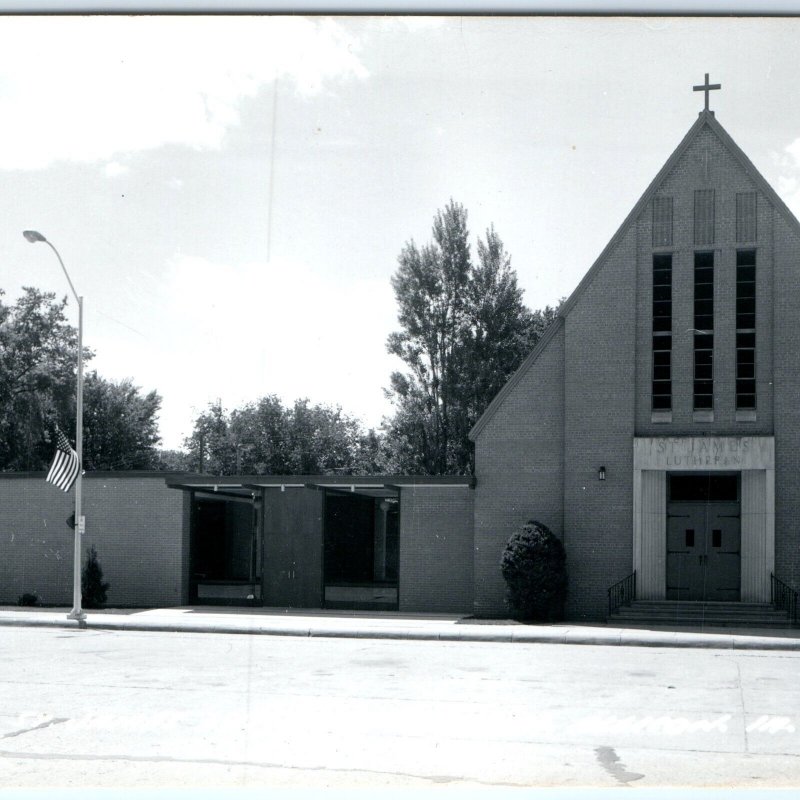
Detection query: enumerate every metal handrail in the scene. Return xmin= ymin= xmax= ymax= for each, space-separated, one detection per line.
xmin=771 ymin=573 xmax=798 ymax=625
xmin=607 ymin=571 xmax=636 ymax=617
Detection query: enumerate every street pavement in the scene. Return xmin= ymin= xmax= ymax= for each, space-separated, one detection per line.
xmin=1 ymin=625 xmax=800 ymax=788
xmin=0 ymin=605 xmax=799 ymax=650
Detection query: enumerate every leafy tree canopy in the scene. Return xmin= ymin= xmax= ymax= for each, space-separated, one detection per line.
xmin=0 ymin=287 xmax=162 ymax=471
xmin=184 ymin=396 xmax=385 ymax=476
xmin=385 ymin=201 xmax=560 ymax=475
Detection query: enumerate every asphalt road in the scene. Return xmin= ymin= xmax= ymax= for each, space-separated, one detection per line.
xmin=1 ymin=626 xmax=799 ymax=788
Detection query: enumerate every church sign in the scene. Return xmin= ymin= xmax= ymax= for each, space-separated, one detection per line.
xmin=633 ymin=436 xmax=774 ymax=471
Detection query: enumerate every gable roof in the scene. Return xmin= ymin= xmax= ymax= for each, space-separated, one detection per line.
xmin=470 ymin=110 xmax=800 ymax=441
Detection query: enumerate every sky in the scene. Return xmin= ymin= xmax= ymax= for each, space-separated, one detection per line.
xmin=4 ymin=15 xmax=800 ymax=449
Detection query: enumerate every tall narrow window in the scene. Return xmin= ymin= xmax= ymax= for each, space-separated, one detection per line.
xmin=652 ymin=254 xmax=672 ymax=410
xmin=694 ymin=189 xmax=715 ymax=246
xmin=652 ymin=196 xmax=673 ymax=247
xmin=736 ymin=249 xmax=756 ymax=409
xmin=694 ymin=252 xmax=714 ymax=410
xmin=736 ymin=192 xmax=757 ymax=243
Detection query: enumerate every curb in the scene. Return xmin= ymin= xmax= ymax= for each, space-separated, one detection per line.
xmin=3 ymin=613 xmax=800 ymax=651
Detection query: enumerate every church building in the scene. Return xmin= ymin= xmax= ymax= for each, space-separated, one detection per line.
xmin=470 ymin=77 xmax=800 ymax=621
xmin=2 ymin=78 xmax=799 ymax=625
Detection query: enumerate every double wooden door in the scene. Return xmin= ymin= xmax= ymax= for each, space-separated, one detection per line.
xmin=666 ymin=502 xmax=740 ymax=601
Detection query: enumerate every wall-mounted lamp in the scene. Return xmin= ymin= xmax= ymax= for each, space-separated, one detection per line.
xmin=598 ymin=466 xmax=606 ymax=481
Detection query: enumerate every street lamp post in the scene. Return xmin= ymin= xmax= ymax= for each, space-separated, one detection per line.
xmin=23 ymin=230 xmax=86 ymax=622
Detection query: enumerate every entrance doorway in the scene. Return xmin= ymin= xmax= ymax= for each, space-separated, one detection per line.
xmin=190 ymin=492 xmax=261 ymax=605
xmin=666 ymin=473 xmax=741 ymax=601
xmin=323 ymin=489 xmax=399 ymax=610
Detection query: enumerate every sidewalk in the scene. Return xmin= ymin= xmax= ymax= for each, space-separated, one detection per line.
xmin=2 ymin=605 xmax=800 ymax=651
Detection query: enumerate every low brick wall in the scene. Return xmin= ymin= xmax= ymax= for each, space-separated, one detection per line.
xmin=398 ymin=486 xmax=474 ymax=613
xmin=0 ymin=474 xmax=187 ymax=607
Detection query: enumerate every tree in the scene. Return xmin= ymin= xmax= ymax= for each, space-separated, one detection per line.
xmin=81 ymin=545 xmax=110 ymax=609
xmin=0 ymin=288 xmax=165 ymax=472
xmin=0 ymin=287 xmax=91 ymax=471
xmin=184 ymin=395 xmax=386 ymax=476
xmin=82 ymin=372 xmax=162 ymax=470
xmin=385 ymin=202 xmax=560 ymax=475
xmin=184 ymin=400 xmax=235 ymax=474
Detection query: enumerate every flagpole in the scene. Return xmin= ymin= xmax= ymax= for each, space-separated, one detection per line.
xmin=23 ymin=230 xmax=86 ymax=622
xmin=70 ymin=294 xmax=85 ymax=621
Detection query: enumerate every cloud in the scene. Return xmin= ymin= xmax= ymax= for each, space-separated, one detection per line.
xmin=0 ymin=16 xmax=368 ymax=170
xmin=117 ymin=253 xmax=398 ymax=446
xmin=772 ymin=139 xmax=800 ymax=215
xmin=104 ymin=161 xmax=129 ymax=178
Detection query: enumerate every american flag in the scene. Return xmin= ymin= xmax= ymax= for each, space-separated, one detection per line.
xmin=46 ymin=428 xmax=80 ymax=492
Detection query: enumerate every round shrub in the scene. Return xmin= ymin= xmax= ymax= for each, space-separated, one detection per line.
xmin=501 ymin=519 xmax=567 ymax=621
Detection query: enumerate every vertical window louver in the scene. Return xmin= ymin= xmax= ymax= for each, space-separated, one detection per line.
xmin=694 ymin=189 xmax=715 ymax=246
xmin=652 ymin=196 xmax=673 ymax=247
xmin=736 ymin=192 xmax=757 ymax=243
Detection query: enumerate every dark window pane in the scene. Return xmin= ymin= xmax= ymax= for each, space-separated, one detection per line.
xmin=670 ymin=474 xmax=738 ymax=502
xmin=652 ymin=393 xmax=671 ymax=410
xmin=654 ymin=365 xmax=671 ymax=380
xmin=737 ymin=362 xmax=755 ymax=379
xmin=737 ymin=297 xmax=755 ymax=315
xmin=694 ymin=394 xmax=713 ymax=409
xmin=738 ymin=349 xmax=755 ymax=365
xmin=737 ymin=379 xmax=756 ymax=394
xmin=738 ymin=313 xmax=756 ymax=329
xmin=736 ymin=249 xmax=756 ymax=267
xmin=653 ymin=285 xmax=671 ymax=302
xmin=695 ymin=333 xmax=713 ymax=349
xmin=653 ymin=379 xmax=671 ymax=394
xmin=695 ymin=363 xmax=713 ymax=380
xmin=695 ymin=298 xmax=714 ymax=316
xmin=695 ymin=380 xmax=714 ymax=395
xmin=695 ymin=251 xmax=714 ymax=268
xmin=653 ymin=334 xmax=672 ymax=351
xmin=737 ymin=331 xmax=755 ymax=348
xmin=695 ymin=316 xmax=714 ymax=331
xmin=654 ymin=350 xmax=671 ymax=366
xmin=737 ymin=393 xmax=756 ymax=409
xmin=712 ymin=529 xmax=722 ymax=548
xmin=685 ymin=529 xmax=695 ymax=547
xmin=695 ymin=350 xmax=713 ymax=366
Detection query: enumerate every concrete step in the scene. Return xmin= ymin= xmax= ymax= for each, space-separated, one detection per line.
xmin=609 ymin=600 xmax=792 ymax=627
xmin=610 ymin=617 xmax=793 ymax=628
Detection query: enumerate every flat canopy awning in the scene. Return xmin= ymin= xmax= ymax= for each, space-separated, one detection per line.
xmin=166 ymin=474 xmax=475 ymax=500
xmin=165 ymin=479 xmax=256 ymax=500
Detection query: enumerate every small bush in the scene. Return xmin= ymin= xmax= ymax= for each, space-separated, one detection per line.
xmin=501 ymin=519 xmax=567 ymax=621
xmin=81 ymin=545 xmax=110 ymax=609
xmin=17 ymin=592 xmax=38 ymax=607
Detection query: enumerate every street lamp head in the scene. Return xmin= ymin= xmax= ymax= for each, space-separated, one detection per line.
xmin=23 ymin=230 xmax=47 ymax=243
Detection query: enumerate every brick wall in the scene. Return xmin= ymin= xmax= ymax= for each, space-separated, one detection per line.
xmin=773 ymin=214 xmax=800 ymax=589
xmin=564 ymin=226 xmax=638 ymax=621
xmin=472 ymin=324 xmax=565 ymax=617
xmin=0 ymin=474 xmax=186 ymax=607
xmin=398 ymin=486 xmax=474 ymax=613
